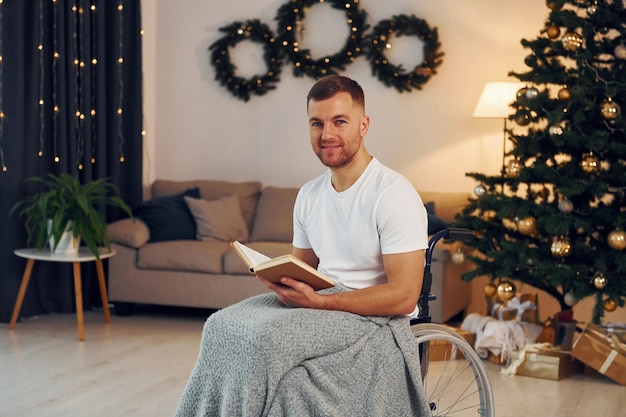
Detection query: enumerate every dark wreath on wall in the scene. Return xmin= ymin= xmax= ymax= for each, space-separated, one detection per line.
xmin=209 ymin=0 xmax=444 ymax=101
xmin=367 ymin=14 xmax=444 ymax=93
xmin=209 ymin=19 xmax=283 ymax=102
xmin=275 ymin=0 xmax=369 ymax=79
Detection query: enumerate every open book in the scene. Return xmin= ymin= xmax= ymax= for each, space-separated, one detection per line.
xmin=230 ymin=241 xmax=335 ymax=291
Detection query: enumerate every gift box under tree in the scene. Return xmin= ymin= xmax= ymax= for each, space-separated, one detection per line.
xmin=487 ymin=293 xmax=539 ymax=324
xmin=503 ymin=343 xmax=584 ymax=381
xmin=572 ymin=324 xmax=626 ymax=386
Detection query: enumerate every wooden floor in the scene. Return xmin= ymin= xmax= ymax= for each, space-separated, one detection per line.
xmin=1 ymin=308 xmax=624 ymax=417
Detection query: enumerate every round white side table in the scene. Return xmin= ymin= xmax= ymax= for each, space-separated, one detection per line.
xmin=9 ymin=247 xmax=116 ymax=341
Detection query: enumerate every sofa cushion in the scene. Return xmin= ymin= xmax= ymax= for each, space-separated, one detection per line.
xmin=425 ymin=201 xmax=448 ymax=235
xmin=107 ymin=218 xmax=150 ymax=248
xmin=418 ymin=191 xmax=471 ymax=223
xmin=137 ymin=240 xmax=231 ymax=274
xmin=224 ymin=241 xmax=293 ymax=274
xmin=249 ymin=187 xmax=299 ymax=243
xmin=184 ymin=194 xmax=249 ymax=242
xmin=132 ymin=187 xmax=200 ymax=242
xmin=151 ymin=180 xmax=262 ymax=231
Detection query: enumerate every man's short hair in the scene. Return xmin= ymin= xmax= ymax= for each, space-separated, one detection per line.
xmin=306 ymin=75 xmax=365 ymax=109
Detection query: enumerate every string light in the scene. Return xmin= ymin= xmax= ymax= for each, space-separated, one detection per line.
xmin=74 ymin=0 xmax=84 ymax=169
xmin=52 ymin=0 xmax=59 ymax=161
xmin=89 ymin=0 xmax=97 ymax=165
xmin=117 ymin=1 xmax=126 ymax=163
xmin=0 ymin=0 xmax=5 ymax=172
xmin=25 ymin=0 xmax=129 ymax=169
xmin=37 ymin=0 xmax=45 ymax=158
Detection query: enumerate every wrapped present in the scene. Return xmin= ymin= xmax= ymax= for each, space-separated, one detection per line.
xmin=535 ymin=320 xmax=555 ymax=345
xmin=572 ymin=324 xmax=626 ymax=386
xmin=536 ymin=317 xmax=578 ymax=349
xmin=503 ymin=343 xmax=584 ymax=380
xmin=428 ymin=327 xmax=477 ymax=361
xmin=461 ymin=313 xmax=542 ymax=365
xmin=487 ymin=293 xmax=539 ymax=324
xmin=603 ymin=323 xmax=626 ymax=344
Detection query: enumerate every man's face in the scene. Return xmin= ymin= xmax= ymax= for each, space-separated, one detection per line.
xmin=307 ymin=92 xmax=369 ymax=168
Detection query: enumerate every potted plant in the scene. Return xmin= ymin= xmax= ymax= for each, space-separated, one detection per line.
xmin=10 ymin=173 xmax=133 ymax=258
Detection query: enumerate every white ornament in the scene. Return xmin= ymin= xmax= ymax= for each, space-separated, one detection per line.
xmin=474 ymin=184 xmax=487 ymax=198
xmin=558 ymin=199 xmax=574 ymax=213
xmin=564 ymin=291 xmax=577 ymax=307
xmin=525 ymin=87 xmax=539 ymax=100
xmin=451 ymin=249 xmax=465 ymax=264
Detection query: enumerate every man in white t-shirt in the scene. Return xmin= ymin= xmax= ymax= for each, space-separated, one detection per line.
xmin=175 ymin=75 xmax=433 ymax=416
xmin=258 ymin=75 xmax=428 ymax=317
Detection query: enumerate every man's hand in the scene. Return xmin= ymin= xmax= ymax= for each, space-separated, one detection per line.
xmin=257 ymin=275 xmax=321 ymax=309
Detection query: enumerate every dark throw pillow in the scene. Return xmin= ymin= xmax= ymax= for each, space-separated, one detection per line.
xmin=425 ymin=201 xmax=448 ymax=235
xmin=132 ymin=187 xmax=201 ymax=242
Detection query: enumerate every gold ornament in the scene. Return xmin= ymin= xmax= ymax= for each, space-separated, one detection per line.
xmin=517 ymin=216 xmax=537 ymax=236
xmin=587 ymin=3 xmax=598 ymax=15
xmin=515 ymin=110 xmax=531 ymax=126
xmin=548 ymin=124 xmax=563 ymax=137
xmin=593 ymin=273 xmax=608 ymax=290
xmin=580 ymin=152 xmax=600 ymax=174
xmin=561 ymin=32 xmax=584 ymax=51
xmin=546 ymin=0 xmax=564 ymax=11
xmin=546 ymin=25 xmax=560 ymax=39
xmin=600 ymin=98 xmax=621 ymax=120
xmin=557 ymin=87 xmax=571 ymax=101
xmin=604 ymin=298 xmax=617 ymax=312
xmin=615 ymin=44 xmax=626 ymax=60
xmin=497 ymin=280 xmax=516 ymax=302
xmin=607 ymin=230 xmax=626 ymax=250
xmin=484 ymin=283 xmax=497 ymax=297
xmin=505 ymin=159 xmax=522 ymax=178
xmin=551 ymin=237 xmax=572 ymax=257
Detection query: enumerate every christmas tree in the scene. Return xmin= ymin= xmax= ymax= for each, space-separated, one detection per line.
xmin=452 ymin=0 xmax=626 ymax=324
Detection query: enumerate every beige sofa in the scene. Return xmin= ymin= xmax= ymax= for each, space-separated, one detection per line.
xmin=106 ymin=180 xmax=473 ymax=323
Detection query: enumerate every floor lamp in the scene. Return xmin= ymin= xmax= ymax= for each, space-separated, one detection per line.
xmin=472 ymin=81 xmax=525 ymax=168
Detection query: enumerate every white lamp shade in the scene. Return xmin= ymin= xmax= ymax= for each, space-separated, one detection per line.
xmin=472 ymin=81 xmax=526 ymax=119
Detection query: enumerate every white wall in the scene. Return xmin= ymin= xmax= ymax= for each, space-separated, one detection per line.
xmin=140 ymin=0 xmax=626 ymax=323
xmin=141 ymin=0 xmax=549 ymax=192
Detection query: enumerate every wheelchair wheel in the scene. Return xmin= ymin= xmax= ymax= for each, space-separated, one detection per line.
xmin=411 ymin=323 xmax=495 ymax=417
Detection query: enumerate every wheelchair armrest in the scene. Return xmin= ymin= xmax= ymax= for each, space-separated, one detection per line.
xmin=445 ymin=228 xmax=474 ymax=243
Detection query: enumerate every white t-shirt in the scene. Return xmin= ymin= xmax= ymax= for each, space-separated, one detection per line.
xmin=292 ymin=157 xmax=428 ymax=289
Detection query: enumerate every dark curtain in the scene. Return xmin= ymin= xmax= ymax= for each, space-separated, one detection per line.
xmin=0 ymin=0 xmax=143 ymax=323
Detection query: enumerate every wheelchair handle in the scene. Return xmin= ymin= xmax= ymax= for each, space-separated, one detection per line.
xmin=426 ymin=228 xmax=474 ymax=267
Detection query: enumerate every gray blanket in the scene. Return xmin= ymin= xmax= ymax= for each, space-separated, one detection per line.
xmin=174 ymin=292 xmax=431 ymax=416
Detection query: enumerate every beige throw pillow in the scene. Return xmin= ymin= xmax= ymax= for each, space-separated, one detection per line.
xmin=184 ymin=194 xmax=249 ymax=242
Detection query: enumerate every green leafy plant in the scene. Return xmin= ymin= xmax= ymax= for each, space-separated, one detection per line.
xmin=10 ymin=173 xmax=133 ymax=257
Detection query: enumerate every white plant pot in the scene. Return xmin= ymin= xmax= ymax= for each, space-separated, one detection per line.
xmin=47 ymin=220 xmax=81 ymax=255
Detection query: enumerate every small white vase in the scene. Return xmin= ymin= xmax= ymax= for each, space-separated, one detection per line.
xmin=47 ymin=220 xmax=81 ymax=255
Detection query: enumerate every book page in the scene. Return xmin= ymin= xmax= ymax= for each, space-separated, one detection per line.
xmin=231 ymin=241 xmax=271 ymax=269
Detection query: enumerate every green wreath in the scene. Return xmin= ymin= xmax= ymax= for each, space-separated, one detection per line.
xmin=366 ymin=14 xmax=444 ymax=92
xmin=209 ymin=19 xmax=283 ymax=102
xmin=275 ymin=0 xmax=368 ymax=79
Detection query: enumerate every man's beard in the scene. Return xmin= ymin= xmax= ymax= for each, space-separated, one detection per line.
xmin=315 ymin=140 xmax=360 ymax=168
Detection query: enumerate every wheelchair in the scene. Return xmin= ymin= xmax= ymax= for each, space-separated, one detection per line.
xmin=410 ymin=228 xmax=495 ymax=416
